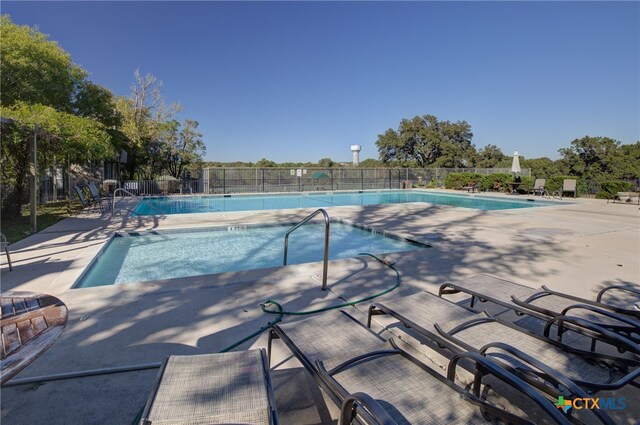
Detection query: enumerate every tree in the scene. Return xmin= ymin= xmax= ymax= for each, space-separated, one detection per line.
xmin=0 ymin=15 xmax=86 ymax=110
xmin=0 ymin=16 xmax=117 ymax=218
xmin=318 ymin=158 xmax=335 ymax=168
xmin=558 ymin=136 xmax=624 ymax=181
xmin=375 ymin=114 xmax=475 ymax=168
xmin=255 ymin=158 xmax=277 ymax=167
xmin=520 ymin=157 xmax=567 ymax=179
xmin=115 ymin=70 xmax=182 ymax=179
xmin=616 ymin=142 xmax=640 ymax=180
xmin=359 ymin=158 xmax=384 ymax=167
xmin=1 ymin=102 xmax=113 ymax=217
xmin=473 ymin=144 xmax=506 ymax=168
xmin=159 ymin=119 xmax=206 ymax=178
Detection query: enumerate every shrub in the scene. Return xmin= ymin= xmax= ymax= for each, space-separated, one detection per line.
xmin=478 ymin=173 xmax=512 ymax=192
xmin=515 ymin=176 xmax=534 ymax=194
xmin=444 ymin=173 xmax=483 ymax=190
xmin=595 ymin=181 xmax=633 ymax=199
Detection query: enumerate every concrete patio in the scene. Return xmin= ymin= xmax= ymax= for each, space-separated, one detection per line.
xmin=1 ymin=191 xmax=639 ymax=424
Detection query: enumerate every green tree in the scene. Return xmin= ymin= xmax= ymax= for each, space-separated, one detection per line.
xmin=359 ymin=158 xmax=384 ymax=167
xmin=616 ymin=142 xmax=640 ymax=180
xmin=318 ymin=157 xmax=335 ymax=168
xmin=473 ymin=144 xmax=506 ymax=168
xmin=0 ymin=16 xmax=117 ymax=218
xmin=1 ymin=102 xmax=113 ymax=217
xmin=115 ymin=70 xmax=182 ymax=179
xmin=159 ymin=119 xmax=206 ymax=178
xmin=520 ymin=157 xmax=567 ymax=179
xmin=375 ymin=114 xmax=475 ymax=168
xmin=255 ymin=158 xmax=277 ymax=167
xmin=558 ymin=136 xmax=624 ymax=181
xmin=0 ymin=15 xmax=86 ymax=110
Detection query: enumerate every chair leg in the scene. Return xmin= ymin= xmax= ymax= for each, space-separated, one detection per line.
xmin=5 ymin=247 xmax=12 ymax=271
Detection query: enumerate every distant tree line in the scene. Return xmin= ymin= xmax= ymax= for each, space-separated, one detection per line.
xmin=0 ymin=15 xmax=205 ymax=218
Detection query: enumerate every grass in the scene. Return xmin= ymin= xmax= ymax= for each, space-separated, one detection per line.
xmin=2 ymin=201 xmax=83 ymax=243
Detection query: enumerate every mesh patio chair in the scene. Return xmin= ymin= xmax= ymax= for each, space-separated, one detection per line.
xmin=1 ymin=233 xmax=12 ymax=271
xmin=73 ymin=185 xmax=92 ymax=212
xmin=367 ymin=291 xmax=639 ymax=400
xmin=139 ymin=349 xmax=278 ymax=425
xmin=558 ymin=179 xmax=577 ymax=198
xmin=528 ymin=179 xmax=546 ymax=196
xmin=87 ymin=181 xmax=107 ymax=212
xmin=270 ymin=310 xmax=573 ymax=425
xmin=438 ymin=274 xmax=640 ymax=348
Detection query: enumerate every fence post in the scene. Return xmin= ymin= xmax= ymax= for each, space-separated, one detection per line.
xmin=223 ymin=168 xmax=226 ymax=194
xmin=330 ymin=169 xmax=334 ymax=191
xmin=361 ymin=169 xmax=364 ymax=190
xmin=262 ymin=169 xmax=265 ymax=192
xmin=388 ymin=169 xmax=391 ymax=189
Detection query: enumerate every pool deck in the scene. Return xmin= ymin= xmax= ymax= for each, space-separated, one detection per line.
xmin=1 ymin=190 xmax=639 ymax=424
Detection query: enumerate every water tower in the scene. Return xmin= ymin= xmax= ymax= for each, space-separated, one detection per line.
xmin=350 ymin=145 xmax=361 ymax=166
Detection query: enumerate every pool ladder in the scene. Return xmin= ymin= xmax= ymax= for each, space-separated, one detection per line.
xmin=283 ymin=208 xmax=330 ymax=290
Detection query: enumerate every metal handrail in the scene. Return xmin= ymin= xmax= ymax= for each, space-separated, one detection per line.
xmin=111 ymin=188 xmax=138 ymax=215
xmin=283 ymin=208 xmax=330 ymax=290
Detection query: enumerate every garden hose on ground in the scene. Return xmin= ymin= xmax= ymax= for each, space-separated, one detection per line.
xmin=219 ymin=253 xmax=401 ymax=352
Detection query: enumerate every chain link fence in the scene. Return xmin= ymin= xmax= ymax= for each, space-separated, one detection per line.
xmin=25 ymin=167 xmax=532 ymax=203
xmin=201 ymin=167 xmax=530 ymax=194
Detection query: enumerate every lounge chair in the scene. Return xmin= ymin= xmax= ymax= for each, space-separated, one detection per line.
xmin=528 ymin=179 xmax=546 ymax=196
xmin=270 ymin=310 xmax=573 ymax=424
xmin=87 ymin=181 xmax=107 ymax=211
xmin=139 ymin=349 xmax=278 ymax=425
xmin=367 ymin=291 xmax=639 ymax=398
xmin=461 ymin=183 xmax=478 ymax=193
xmin=1 ymin=233 xmax=12 ymax=271
xmin=611 ymin=191 xmax=640 ymax=205
xmin=437 ymin=275 xmax=640 ymax=348
xmin=558 ymin=179 xmax=577 ymax=198
xmin=73 ymin=185 xmax=93 ymax=212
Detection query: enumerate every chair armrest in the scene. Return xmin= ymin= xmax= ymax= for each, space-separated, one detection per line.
xmin=558 ymin=303 xmax=640 ymax=330
xmin=339 ymin=392 xmax=398 ymax=425
xmin=543 ymin=315 xmax=640 ymax=355
xmin=477 ymin=342 xmax=615 ymax=425
xmin=596 ymin=285 xmax=640 ymax=303
xmin=447 ymin=352 xmax=572 ymax=425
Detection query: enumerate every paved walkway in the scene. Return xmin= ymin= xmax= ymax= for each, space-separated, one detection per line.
xmin=1 ymin=192 xmax=638 ymax=424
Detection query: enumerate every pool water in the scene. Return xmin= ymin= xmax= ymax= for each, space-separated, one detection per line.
xmin=75 ymin=223 xmax=428 ymax=288
xmin=133 ymin=190 xmax=555 ymax=215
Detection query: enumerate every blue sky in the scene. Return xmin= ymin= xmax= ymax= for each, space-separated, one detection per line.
xmin=4 ymin=1 xmax=639 ymax=163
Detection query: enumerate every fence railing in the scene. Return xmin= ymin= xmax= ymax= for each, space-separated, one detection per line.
xmin=201 ymin=167 xmax=531 ymax=194
xmin=26 ymin=167 xmax=533 ymax=203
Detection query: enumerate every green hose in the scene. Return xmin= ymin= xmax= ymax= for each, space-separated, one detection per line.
xmin=218 ymin=253 xmax=400 ymax=352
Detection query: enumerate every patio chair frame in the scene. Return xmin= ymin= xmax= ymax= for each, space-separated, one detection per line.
xmin=528 ymin=179 xmax=546 ymax=196
xmin=438 ymin=276 xmax=640 ymax=350
xmin=367 ymin=293 xmax=639 ymax=395
xmin=270 ymin=310 xmax=572 ymax=425
xmin=1 ymin=233 xmax=12 ymax=271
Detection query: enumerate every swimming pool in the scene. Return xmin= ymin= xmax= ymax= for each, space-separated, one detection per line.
xmin=132 ymin=190 xmax=556 ymax=215
xmin=74 ymin=222 xmax=429 ymax=288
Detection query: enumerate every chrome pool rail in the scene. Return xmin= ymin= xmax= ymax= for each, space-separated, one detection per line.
xmin=283 ymin=208 xmax=330 ymax=290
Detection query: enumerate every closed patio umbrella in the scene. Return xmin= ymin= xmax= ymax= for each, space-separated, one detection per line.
xmin=511 ymin=151 xmax=521 ymax=175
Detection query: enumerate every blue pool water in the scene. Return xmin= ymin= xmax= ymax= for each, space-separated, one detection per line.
xmin=75 ymin=223 xmax=428 ymax=288
xmin=133 ymin=190 xmax=555 ymax=215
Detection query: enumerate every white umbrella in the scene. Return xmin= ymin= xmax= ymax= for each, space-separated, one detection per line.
xmin=511 ymin=151 xmax=521 ymax=175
